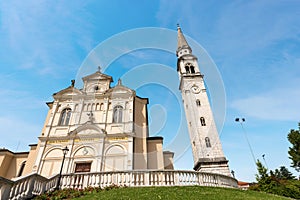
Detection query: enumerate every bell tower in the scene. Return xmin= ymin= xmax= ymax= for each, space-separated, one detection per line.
xmin=176 ymin=25 xmax=230 ymax=176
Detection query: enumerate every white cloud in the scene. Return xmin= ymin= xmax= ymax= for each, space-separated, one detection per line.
xmin=231 ymin=87 xmax=300 ymax=121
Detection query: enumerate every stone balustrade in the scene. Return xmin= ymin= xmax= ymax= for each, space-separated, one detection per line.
xmin=0 ymin=173 xmax=58 ymax=200
xmin=1 ymin=170 xmax=237 ymax=200
xmin=60 ymin=170 xmax=237 ymax=189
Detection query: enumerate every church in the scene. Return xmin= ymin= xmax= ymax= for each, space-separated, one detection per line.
xmin=0 ymin=26 xmax=231 ymax=181
xmin=0 ymin=68 xmax=175 ymax=179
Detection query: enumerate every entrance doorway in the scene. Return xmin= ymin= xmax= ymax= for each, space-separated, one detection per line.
xmin=75 ymin=162 xmax=91 ymax=173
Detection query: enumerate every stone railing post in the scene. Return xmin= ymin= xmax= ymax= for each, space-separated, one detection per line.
xmin=144 ymin=171 xmax=149 ymax=186
xmin=0 ymin=177 xmax=13 ymax=200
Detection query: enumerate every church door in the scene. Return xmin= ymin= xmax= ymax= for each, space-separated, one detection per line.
xmin=73 ymin=163 xmax=92 ymax=187
xmin=75 ymin=163 xmax=91 ymax=173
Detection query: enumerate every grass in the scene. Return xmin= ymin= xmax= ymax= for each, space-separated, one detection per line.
xmin=74 ymin=186 xmax=292 ymax=200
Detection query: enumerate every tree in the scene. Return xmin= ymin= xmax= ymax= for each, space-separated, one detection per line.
xmin=270 ymin=166 xmax=296 ymax=180
xmin=256 ymin=159 xmax=269 ymax=182
xmin=287 ymin=123 xmax=300 ymax=172
xmin=255 ymin=159 xmax=276 ymax=192
xmin=252 ymin=160 xmax=300 ymax=199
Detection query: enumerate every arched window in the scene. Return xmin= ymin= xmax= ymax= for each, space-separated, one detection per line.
xmin=196 ymin=99 xmax=201 ymax=106
xmin=190 ymin=66 xmax=195 ymax=74
xmin=100 ymin=103 xmax=104 ymax=111
xmin=96 ymin=103 xmax=100 ymax=110
xmin=113 ymin=105 xmax=123 ymax=123
xmin=185 ymin=63 xmax=195 ymax=74
xmin=59 ymin=108 xmax=71 ymax=125
xmin=74 ymin=104 xmax=78 ymax=112
xmin=205 ymin=137 xmax=211 ymax=148
xmin=200 ymin=117 xmax=206 ymax=126
xmin=185 ymin=66 xmax=190 ymax=73
xmin=17 ymin=161 xmax=26 ymax=177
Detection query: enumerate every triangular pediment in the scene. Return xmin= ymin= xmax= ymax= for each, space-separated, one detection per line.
xmin=53 ymin=86 xmax=83 ymax=99
xmin=112 ymin=85 xmax=134 ymax=94
xmin=82 ymin=71 xmax=113 ymax=82
xmin=105 ymin=84 xmax=136 ymax=98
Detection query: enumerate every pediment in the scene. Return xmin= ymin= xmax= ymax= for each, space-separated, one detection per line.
xmin=69 ymin=123 xmax=106 ymax=136
xmin=82 ymin=71 xmax=113 ymax=82
xmin=53 ymin=86 xmax=83 ymax=99
xmin=108 ymin=85 xmax=135 ymax=95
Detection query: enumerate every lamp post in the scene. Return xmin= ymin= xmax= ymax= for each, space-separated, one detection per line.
xmin=235 ymin=118 xmax=256 ymax=165
xmin=231 ymin=170 xmax=235 ymax=178
xmin=56 ymin=146 xmax=69 ymax=190
xmin=262 ymin=154 xmax=269 ymax=169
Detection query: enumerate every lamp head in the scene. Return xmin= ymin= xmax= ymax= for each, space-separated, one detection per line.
xmin=62 ymin=146 xmax=69 ymax=154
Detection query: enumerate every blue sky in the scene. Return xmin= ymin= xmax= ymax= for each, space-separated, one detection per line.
xmin=1 ymin=0 xmax=300 ymax=181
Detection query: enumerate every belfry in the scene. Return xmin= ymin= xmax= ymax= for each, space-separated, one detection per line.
xmin=176 ymin=25 xmax=231 ymax=176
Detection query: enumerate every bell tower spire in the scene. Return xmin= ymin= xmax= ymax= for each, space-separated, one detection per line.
xmin=176 ymin=24 xmax=192 ymax=57
xmin=176 ymin=25 xmax=231 ymax=176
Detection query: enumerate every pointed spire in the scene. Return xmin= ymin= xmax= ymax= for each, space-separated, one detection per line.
xmin=117 ymin=78 xmax=122 ymax=86
xmin=176 ymin=24 xmax=192 ymax=57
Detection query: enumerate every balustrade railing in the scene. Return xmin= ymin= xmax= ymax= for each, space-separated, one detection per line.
xmin=59 ymin=170 xmax=237 ymax=189
xmin=1 ymin=170 xmax=237 ymax=200
xmin=0 ymin=173 xmax=59 ymax=200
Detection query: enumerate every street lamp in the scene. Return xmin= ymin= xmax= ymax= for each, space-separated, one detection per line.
xmin=231 ymin=170 xmax=235 ymax=178
xmin=235 ymin=118 xmax=256 ymax=165
xmin=262 ymin=154 xmax=269 ymax=169
xmin=56 ymin=146 xmax=69 ymax=190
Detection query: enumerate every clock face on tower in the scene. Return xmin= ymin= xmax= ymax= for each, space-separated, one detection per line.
xmin=191 ymin=85 xmax=200 ymax=94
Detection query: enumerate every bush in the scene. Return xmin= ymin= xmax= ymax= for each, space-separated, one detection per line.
xmin=34 ymin=185 xmax=125 ymax=200
xmin=250 ymin=160 xmax=300 ymax=199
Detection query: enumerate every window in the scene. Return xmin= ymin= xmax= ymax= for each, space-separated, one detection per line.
xmin=196 ymin=99 xmax=201 ymax=106
xmin=100 ymin=103 xmax=104 ymax=111
xmin=17 ymin=161 xmax=26 ymax=177
xmin=205 ymin=137 xmax=211 ymax=148
xmin=185 ymin=63 xmax=195 ymax=74
xmin=200 ymin=117 xmax=206 ymax=126
xmin=59 ymin=108 xmax=71 ymax=125
xmin=190 ymin=66 xmax=195 ymax=74
xmin=96 ymin=103 xmax=100 ymax=110
xmin=185 ymin=66 xmax=190 ymax=73
xmin=113 ymin=105 xmax=123 ymax=123
xmin=74 ymin=104 xmax=78 ymax=112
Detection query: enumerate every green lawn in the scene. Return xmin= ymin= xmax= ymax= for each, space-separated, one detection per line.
xmin=74 ymin=186 xmax=291 ymax=200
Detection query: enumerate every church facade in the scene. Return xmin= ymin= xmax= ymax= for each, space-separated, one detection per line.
xmin=0 ymin=70 xmax=174 ymax=179
xmin=0 ymin=26 xmax=231 ymax=180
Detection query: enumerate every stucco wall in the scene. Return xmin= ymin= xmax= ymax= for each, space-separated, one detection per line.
xmin=133 ymin=97 xmax=148 ymax=170
xmin=147 ymin=137 xmax=164 ymax=170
